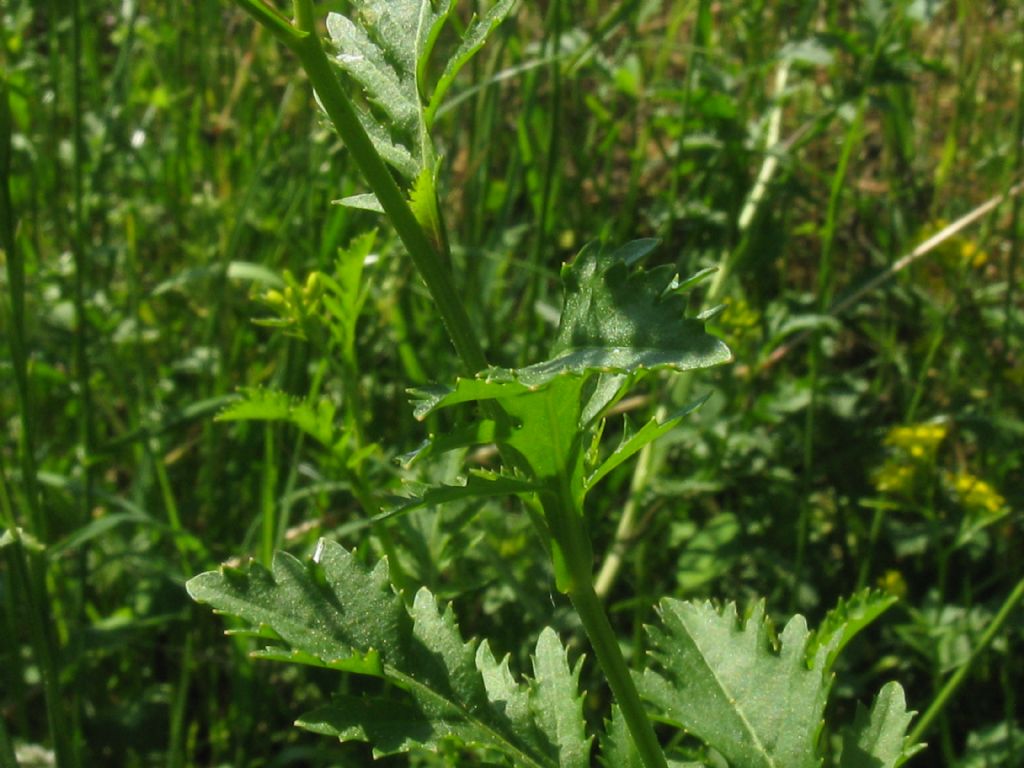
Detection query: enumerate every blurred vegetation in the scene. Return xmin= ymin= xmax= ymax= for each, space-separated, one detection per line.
xmin=2 ymin=0 xmax=1023 ymax=765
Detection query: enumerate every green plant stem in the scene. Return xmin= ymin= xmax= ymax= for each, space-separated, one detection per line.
xmin=280 ymin=0 xmax=488 ymax=374
xmin=569 ymin=573 xmax=668 ymax=768
xmin=224 ymin=5 xmax=663 ymax=763
xmin=909 ymin=573 xmax=1024 ymax=745
xmin=541 ymin=475 xmax=666 ymax=768
xmin=70 ymin=0 xmax=95 ymax=529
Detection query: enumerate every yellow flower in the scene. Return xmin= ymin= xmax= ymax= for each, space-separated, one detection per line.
xmin=944 ymin=471 xmax=1006 ymax=514
xmin=878 ymin=569 xmax=908 ymax=599
xmin=883 ymin=422 xmax=947 ymax=458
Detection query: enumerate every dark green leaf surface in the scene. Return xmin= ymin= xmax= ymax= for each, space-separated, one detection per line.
xmin=551 ymin=240 xmax=732 ymax=369
xmin=187 ymin=541 xmax=589 ymax=766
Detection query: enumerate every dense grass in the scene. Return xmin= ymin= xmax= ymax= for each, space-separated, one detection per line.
xmin=2 ymin=0 xmax=1023 ymax=765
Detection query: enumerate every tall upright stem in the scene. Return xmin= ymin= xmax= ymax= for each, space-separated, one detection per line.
xmin=569 ymin=577 xmax=668 ymax=768
xmin=222 ymin=4 xmax=667 ymax=765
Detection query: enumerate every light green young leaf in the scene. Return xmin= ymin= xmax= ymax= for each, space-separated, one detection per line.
xmin=187 ymin=541 xmax=589 ymax=767
xmin=839 ymin=682 xmax=923 ymax=768
xmin=319 ymin=229 xmax=376 ymax=353
xmin=640 ymin=600 xmax=834 ymax=768
xmin=217 ymin=388 xmax=342 ymax=451
xmin=585 ymin=394 xmax=711 ymax=492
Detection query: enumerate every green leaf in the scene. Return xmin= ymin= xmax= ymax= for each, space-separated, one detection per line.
xmin=640 ymin=600 xmax=834 ymax=768
xmin=326 ymin=0 xmax=514 ymax=183
xmin=426 ymin=0 xmax=516 ymax=124
xmin=217 ymin=388 xmax=343 ymax=451
xmin=807 ymin=589 xmax=897 ymax=673
xmin=319 ymin=229 xmax=376 ymax=352
xmin=187 ymin=541 xmax=589 ymax=767
xmin=600 ymin=705 xmax=705 ymax=768
xmin=585 ymin=395 xmax=710 ymax=492
xmin=839 ymin=682 xmax=922 ymax=768
xmin=382 ymin=470 xmax=538 ymax=519
xmin=551 ymin=240 xmax=732 ymax=371
xmin=600 ymin=705 xmax=645 ymax=768
xmin=398 ymin=418 xmax=509 ymax=467
xmin=674 ymin=512 xmax=741 ymax=593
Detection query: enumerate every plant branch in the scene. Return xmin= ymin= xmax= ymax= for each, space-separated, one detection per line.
xmin=224 ymin=0 xmax=488 ymax=372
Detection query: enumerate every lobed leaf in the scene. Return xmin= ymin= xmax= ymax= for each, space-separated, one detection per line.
xmin=382 ymin=470 xmax=538 ymax=519
xmin=640 ymin=600 xmax=834 ymax=768
xmin=216 ymin=387 xmax=343 ymax=452
xmin=187 ymin=540 xmax=589 ymax=767
xmin=551 ymin=240 xmax=732 ymax=370
xmin=640 ymin=598 xmax=919 ymax=768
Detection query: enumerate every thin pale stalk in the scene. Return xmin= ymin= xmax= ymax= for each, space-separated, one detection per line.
xmin=909 ymin=574 xmax=1024 ymax=745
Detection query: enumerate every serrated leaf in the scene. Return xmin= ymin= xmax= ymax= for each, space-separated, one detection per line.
xmin=600 ymin=705 xmax=645 ymax=768
xmin=600 ymin=705 xmax=705 ymax=768
xmin=529 ymin=628 xmax=592 ymax=767
xmin=640 ymin=600 xmax=834 ymax=768
xmin=382 ymin=470 xmax=538 ymax=518
xmin=409 ymin=374 xmax=533 ymax=421
xmin=427 ymin=0 xmax=516 ymax=124
xmin=398 ymin=418 xmax=509 ymax=467
xmin=808 ymin=589 xmax=896 ymax=673
xmin=839 ymin=682 xmax=922 ymax=768
xmin=408 ymin=164 xmax=445 ymax=249
xmin=187 ymin=541 xmax=588 ymax=767
xmin=551 ymin=240 xmax=732 ymax=370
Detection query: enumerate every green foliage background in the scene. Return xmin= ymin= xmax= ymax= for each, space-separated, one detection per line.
xmin=2 ymin=0 xmax=1023 ymax=765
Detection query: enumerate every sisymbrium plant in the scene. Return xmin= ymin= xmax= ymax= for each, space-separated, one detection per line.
xmin=187 ymin=1 xmax=922 ymax=765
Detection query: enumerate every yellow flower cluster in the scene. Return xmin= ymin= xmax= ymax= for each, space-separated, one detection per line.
xmin=883 ymin=423 xmax=948 ymax=459
xmin=719 ymin=295 xmax=761 ymax=351
xmin=877 ymin=569 xmax=908 ymax=599
xmin=871 ymin=422 xmax=947 ymax=496
xmin=943 ymin=471 xmax=1006 ymax=515
xmin=872 ymin=422 xmax=1008 ymax=520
